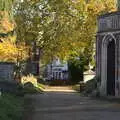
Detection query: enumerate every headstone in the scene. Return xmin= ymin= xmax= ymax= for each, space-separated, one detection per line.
xmin=0 ymin=62 xmax=16 ymax=93
xmin=0 ymin=62 xmax=14 ymax=81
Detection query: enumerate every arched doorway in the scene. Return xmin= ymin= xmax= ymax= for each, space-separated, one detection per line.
xmin=107 ymin=39 xmax=115 ymax=96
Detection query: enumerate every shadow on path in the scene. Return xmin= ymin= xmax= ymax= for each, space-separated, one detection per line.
xmin=23 ymin=92 xmax=120 ymax=120
xmin=23 ymin=95 xmax=35 ymax=120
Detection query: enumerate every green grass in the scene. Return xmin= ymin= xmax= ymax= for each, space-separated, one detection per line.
xmin=37 ymin=83 xmax=45 ymax=89
xmin=23 ymin=86 xmax=44 ymax=94
xmin=0 ymin=93 xmax=24 ymax=120
xmin=72 ymin=84 xmax=80 ymax=92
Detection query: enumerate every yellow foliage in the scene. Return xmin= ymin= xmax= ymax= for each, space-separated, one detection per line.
xmin=21 ymin=74 xmax=38 ymax=87
xmin=0 ymin=11 xmax=15 ymax=33
xmin=0 ymin=40 xmax=29 ymax=62
xmin=86 ymin=0 xmax=116 ymax=15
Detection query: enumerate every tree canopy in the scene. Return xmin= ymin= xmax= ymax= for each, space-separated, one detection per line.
xmin=0 ymin=0 xmax=28 ymax=62
xmin=0 ymin=0 xmax=117 ymax=64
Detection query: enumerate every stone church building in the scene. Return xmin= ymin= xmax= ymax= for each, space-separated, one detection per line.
xmin=96 ymin=11 xmax=120 ymax=96
xmin=45 ymin=58 xmax=69 ymax=81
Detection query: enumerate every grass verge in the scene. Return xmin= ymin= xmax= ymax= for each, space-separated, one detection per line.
xmin=72 ymin=84 xmax=80 ymax=92
xmin=0 ymin=93 xmax=24 ymax=120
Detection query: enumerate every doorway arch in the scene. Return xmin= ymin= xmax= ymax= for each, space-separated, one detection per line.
xmin=101 ymin=34 xmax=116 ymax=96
xmin=107 ymin=39 xmax=115 ymax=96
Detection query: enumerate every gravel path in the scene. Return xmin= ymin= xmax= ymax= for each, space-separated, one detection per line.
xmin=43 ymin=86 xmax=76 ymax=92
xmin=24 ymin=92 xmax=120 ymax=120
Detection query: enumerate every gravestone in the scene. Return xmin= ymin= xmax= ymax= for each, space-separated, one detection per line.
xmin=0 ymin=62 xmax=14 ymax=81
xmin=0 ymin=62 xmax=17 ymax=93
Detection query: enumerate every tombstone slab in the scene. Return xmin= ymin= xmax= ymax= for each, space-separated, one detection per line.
xmin=0 ymin=62 xmax=15 ymax=82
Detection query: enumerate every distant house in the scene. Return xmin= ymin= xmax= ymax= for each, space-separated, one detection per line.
xmin=45 ymin=58 xmax=69 ymax=81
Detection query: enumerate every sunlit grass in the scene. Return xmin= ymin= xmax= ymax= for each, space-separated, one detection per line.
xmin=72 ymin=84 xmax=80 ymax=92
xmin=37 ymin=83 xmax=46 ymax=89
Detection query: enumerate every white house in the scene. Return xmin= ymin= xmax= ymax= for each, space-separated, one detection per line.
xmin=45 ymin=58 xmax=69 ymax=81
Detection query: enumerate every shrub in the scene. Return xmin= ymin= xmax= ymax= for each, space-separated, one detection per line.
xmin=24 ymin=82 xmax=34 ymax=88
xmin=68 ymin=59 xmax=84 ymax=84
xmin=82 ymin=77 xmax=97 ymax=95
xmin=23 ymin=82 xmax=43 ymax=94
xmin=21 ymin=74 xmax=38 ymax=87
xmin=21 ymin=75 xmax=44 ymax=94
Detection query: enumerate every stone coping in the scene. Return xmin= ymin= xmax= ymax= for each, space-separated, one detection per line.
xmin=98 ymin=11 xmax=120 ymax=19
xmin=98 ymin=11 xmax=120 ymax=33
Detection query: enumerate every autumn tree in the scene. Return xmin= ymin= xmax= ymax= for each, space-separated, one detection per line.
xmin=0 ymin=40 xmax=28 ymax=62
xmin=0 ymin=0 xmax=29 ymax=63
xmin=14 ymin=0 xmax=116 ymax=64
xmin=0 ymin=0 xmax=115 ymax=80
xmin=0 ymin=0 xmax=15 ymax=35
